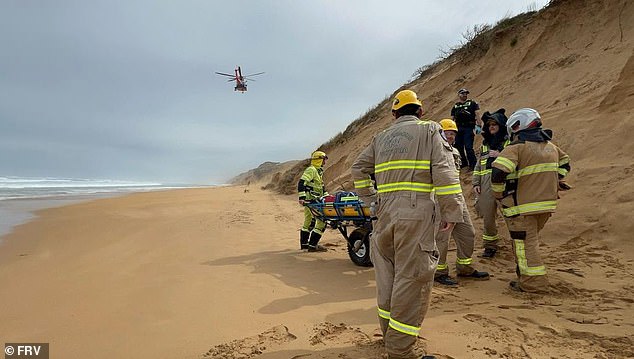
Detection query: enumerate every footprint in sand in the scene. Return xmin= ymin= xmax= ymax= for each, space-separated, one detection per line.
xmin=202 ymin=325 xmax=297 ymax=359
xmin=309 ymin=322 xmax=371 ymax=346
xmin=228 ymin=210 xmax=254 ymax=225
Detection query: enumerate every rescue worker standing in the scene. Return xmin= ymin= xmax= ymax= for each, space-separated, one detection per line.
xmin=491 ymin=108 xmax=571 ymax=293
xmin=473 ymin=109 xmax=509 ymax=258
xmin=434 ymin=119 xmax=490 ymax=286
xmin=451 ymin=88 xmax=480 ymax=171
xmin=351 ymin=90 xmax=463 ymax=359
xmin=298 ymin=151 xmax=329 ymax=252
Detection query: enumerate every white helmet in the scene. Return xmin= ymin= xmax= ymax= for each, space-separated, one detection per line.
xmin=506 ymin=108 xmax=542 ymax=136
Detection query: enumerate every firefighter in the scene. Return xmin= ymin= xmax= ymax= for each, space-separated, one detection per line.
xmin=298 ymin=150 xmax=329 ymax=252
xmin=472 ymin=109 xmax=510 ymax=258
xmin=491 ymin=108 xmax=571 ymax=293
xmin=351 ymin=90 xmax=463 ymax=359
xmin=434 ymin=119 xmax=490 ymax=286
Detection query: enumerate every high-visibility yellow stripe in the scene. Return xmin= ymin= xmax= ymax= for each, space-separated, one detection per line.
xmin=378 ymin=307 xmax=390 ymax=320
xmin=456 ymin=257 xmax=472 ymax=265
xmin=298 ymin=191 xmax=307 ymax=197
xmin=502 ymin=200 xmax=557 ymax=217
xmin=480 ymin=159 xmax=487 ymax=166
xmin=354 ymin=179 xmax=373 ymax=189
xmin=481 ymin=145 xmax=489 ymax=152
xmin=559 ymin=155 xmax=570 ymax=166
xmin=388 ymin=318 xmax=420 ymax=337
xmin=494 ymin=156 xmax=516 ymax=172
xmin=491 ymin=183 xmax=505 ymax=193
xmin=375 ymin=160 xmax=431 ymax=173
xmin=482 ymin=234 xmax=499 ymax=241
xmin=474 ymin=169 xmax=492 ymax=176
xmin=416 ymin=120 xmax=431 ymax=125
xmin=434 ymin=183 xmax=462 ymax=196
xmin=558 ymin=168 xmax=568 ymax=176
xmin=514 ymin=240 xmax=547 ymax=276
xmin=339 ymin=196 xmax=359 ymax=201
xmin=506 ymin=163 xmax=559 ymax=179
xmin=437 ymin=263 xmax=448 ymax=270
xmin=377 ymin=181 xmax=433 ymax=193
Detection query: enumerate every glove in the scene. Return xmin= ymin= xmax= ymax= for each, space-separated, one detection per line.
xmin=369 ymin=201 xmax=377 ymax=217
xmin=558 ymin=181 xmax=572 ymax=191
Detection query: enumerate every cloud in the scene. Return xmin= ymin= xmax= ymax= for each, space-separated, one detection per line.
xmin=0 ymin=0 xmax=549 ymax=183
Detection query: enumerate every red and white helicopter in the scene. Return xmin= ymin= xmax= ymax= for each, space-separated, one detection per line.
xmin=215 ymin=66 xmax=265 ymax=92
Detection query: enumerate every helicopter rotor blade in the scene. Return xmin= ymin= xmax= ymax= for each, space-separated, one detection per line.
xmin=215 ymin=72 xmax=235 ymax=77
xmin=243 ymin=72 xmax=265 ymax=77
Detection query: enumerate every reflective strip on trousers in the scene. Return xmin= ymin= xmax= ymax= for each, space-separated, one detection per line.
xmin=456 ymin=257 xmax=473 ymax=265
xmin=389 ymin=317 xmax=420 ymax=337
xmin=502 ymin=200 xmax=557 ymax=217
xmin=354 ymin=179 xmax=373 ymax=189
xmin=437 ymin=263 xmax=448 ymax=270
xmin=514 ymin=239 xmax=547 ymax=276
xmin=378 ymin=307 xmax=390 ymax=320
xmin=377 ymin=181 xmax=433 ymax=193
xmin=377 ymin=307 xmax=421 ymax=336
xmin=482 ymin=233 xmax=499 ymax=241
xmin=375 ymin=159 xmax=431 ymax=174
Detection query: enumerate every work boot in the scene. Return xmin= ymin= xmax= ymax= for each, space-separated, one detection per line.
xmin=300 ymin=231 xmax=310 ymax=250
xmin=481 ymin=248 xmax=497 ymax=258
xmin=458 ymin=270 xmax=490 ymax=280
xmin=434 ymin=274 xmax=458 ymax=286
xmin=307 ymin=232 xmax=327 ymax=252
xmin=509 ymin=281 xmax=524 ymax=292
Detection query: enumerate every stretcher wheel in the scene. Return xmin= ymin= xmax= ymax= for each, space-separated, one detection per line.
xmin=347 ymin=228 xmax=372 ymax=267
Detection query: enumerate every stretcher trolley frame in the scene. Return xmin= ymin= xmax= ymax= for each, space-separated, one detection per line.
xmin=306 ymin=194 xmax=374 ymax=267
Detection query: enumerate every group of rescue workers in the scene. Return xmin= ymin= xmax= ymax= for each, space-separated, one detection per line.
xmin=297 ymin=88 xmax=571 ymax=359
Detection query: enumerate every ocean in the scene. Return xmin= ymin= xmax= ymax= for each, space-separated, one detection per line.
xmin=0 ymin=176 xmax=216 ymax=239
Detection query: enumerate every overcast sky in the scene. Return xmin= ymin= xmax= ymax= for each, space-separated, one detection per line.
xmin=1 ymin=1 xmax=548 ymax=184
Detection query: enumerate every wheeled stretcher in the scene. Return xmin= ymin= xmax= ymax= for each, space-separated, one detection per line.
xmin=306 ymin=191 xmax=374 ymax=267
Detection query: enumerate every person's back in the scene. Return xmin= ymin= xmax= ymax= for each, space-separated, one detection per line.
xmin=352 ymin=90 xmax=461 ymax=359
xmin=494 ymin=136 xmax=565 ymax=216
xmin=491 ymin=108 xmax=570 ymax=293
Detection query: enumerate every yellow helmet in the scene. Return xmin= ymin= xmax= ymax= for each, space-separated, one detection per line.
xmin=392 ymin=90 xmax=422 ymax=111
xmin=439 ymin=118 xmax=458 ymax=132
xmin=311 ymin=151 xmax=328 ymax=167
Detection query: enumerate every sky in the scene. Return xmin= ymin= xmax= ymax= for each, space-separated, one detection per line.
xmin=1 ymin=1 xmax=549 ymax=185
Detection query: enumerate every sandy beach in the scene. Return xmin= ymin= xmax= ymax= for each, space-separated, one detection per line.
xmin=0 ymin=185 xmax=631 ymax=359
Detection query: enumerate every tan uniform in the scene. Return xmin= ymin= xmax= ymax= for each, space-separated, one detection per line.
xmin=492 ymin=139 xmax=570 ymax=292
xmin=351 ymin=116 xmax=463 ymax=359
xmin=473 ymin=141 xmax=509 ymax=250
xmin=435 ymin=146 xmax=476 ymax=277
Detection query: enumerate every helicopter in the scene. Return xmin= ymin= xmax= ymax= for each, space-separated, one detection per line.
xmin=215 ymin=66 xmax=265 ymax=92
